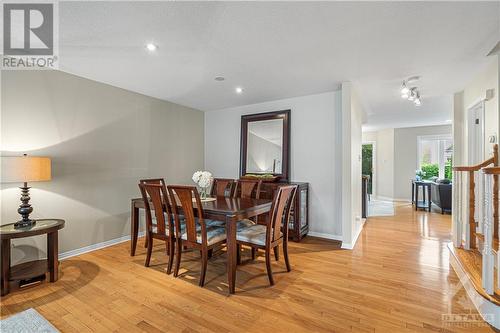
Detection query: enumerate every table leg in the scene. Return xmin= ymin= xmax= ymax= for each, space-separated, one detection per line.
xmin=1 ymin=239 xmax=10 ymax=296
xmin=131 ymin=203 xmax=139 ymax=256
xmin=226 ymin=216 xmax=237 ymax=294
xmin=47 ymin=231 xmax=59 ymax=282
xmin=428 ymin=185 xmax=432 ymax=212
xmin=415 ymin=185 xmax=419 ymax=211
xmin=411 ymin=181 xmax=415 ymax=205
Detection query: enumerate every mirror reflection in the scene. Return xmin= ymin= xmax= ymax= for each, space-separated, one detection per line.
xmin=246 ymin=119 xmax=283 ymax=174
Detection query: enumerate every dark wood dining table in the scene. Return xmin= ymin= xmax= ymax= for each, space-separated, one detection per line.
xmin=130 ymin=196 xmax=273 ymax=294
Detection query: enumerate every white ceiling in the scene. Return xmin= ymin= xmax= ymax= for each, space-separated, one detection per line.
xmin=56 ymin=1 xmax=499 ymax=130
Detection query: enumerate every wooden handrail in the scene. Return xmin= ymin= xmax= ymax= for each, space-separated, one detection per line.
xmin=453 ymin=145 xmax=498 ymax=171
xmin=483 ymin=166 xmax=500 ymax=175
xmin=453 ymin=144 xmax=499 ymax=249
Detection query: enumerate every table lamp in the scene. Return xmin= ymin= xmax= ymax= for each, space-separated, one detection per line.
xmin=1 ymin=154 xmax=51 ymax=229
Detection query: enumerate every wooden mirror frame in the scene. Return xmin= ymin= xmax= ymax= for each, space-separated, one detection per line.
xmin=240 ymin=110 xmax=290 ymax=181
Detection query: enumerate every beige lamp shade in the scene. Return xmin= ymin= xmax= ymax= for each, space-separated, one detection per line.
xmin=1 ymin=156 xmax=51 ymax=183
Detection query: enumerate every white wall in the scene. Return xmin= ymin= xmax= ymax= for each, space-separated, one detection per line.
xmin=205 ymin=91 xmax=343 ymax=238
xmin=343 ymin=84 xmax=364 ymax=249
xmin=1 ymin=70 xmax=205 ymax=264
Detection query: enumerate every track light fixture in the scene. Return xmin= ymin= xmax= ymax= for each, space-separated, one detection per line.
xmin=400 ymin=76 xmax=422 ymax=107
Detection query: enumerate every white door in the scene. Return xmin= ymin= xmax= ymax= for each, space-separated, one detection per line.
xmin=468 ymin=102 xmax=485 ymax=165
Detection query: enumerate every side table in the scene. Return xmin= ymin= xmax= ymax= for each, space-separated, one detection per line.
xmin=1 ymin=219 xmax=65 ymax=296
xmin=411 ymin=180 xmax=432 ymax=212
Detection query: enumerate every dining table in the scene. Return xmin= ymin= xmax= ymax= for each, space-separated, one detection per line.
xmin=130 ymin=196 xmax=273 ymax=294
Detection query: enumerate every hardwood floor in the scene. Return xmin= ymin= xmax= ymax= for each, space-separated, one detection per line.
xmin=0 ymin=203 xmax=496 ymax=332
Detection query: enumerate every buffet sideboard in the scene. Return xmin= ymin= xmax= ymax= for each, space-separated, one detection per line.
xmin=258 ymin=182 xmax=309 ymax=242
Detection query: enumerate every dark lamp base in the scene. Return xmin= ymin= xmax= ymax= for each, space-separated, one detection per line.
xmin=14 ymin=219 xmax=36 ymax=229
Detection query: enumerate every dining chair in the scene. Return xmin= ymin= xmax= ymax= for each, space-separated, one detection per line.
xmin=139 ymin=178 xmax=166 ymax=249
xmin=210 ymin=178 xmax=236 ymax=197
xmin=233 ymin=179 xmax=262 ymax=199
xmin=233 ymin=179 xmax=263 ymax=260
xmin=138 ymin=182 xmax=176 ymax=274
xmin=236 ymin=185 xmax=297 ymax=286
xmin=167 ymin=185 xmax=227 ymax=287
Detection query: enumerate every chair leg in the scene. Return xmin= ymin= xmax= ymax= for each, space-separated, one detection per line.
xmin=145 ymin=234 xmax=153 ymax=267
xmin=273 ymin=246 xmax=279 ymax=261
xmin=237 ymin=244 xmax=241 ymax=265
xmin=251 ymin=247 xmax=256 ymax=260
xmin=165 ymin=241 xmax=170 ymax=255
xmin=265 ymin=249 xmax=274 ymax=286
xmin=283 ymin=240 xmax=291 ymax=272
xmin=199 ymin=248 xmax=208 ymax=287
xmin=167 ymin=240 xmax=174 ymax=275
xmin=208 ymin=248 xmax=213 ymax=259
xmin=174 ymin=240 xmax=182 ymax=277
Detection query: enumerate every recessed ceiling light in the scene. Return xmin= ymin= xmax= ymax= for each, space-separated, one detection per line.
xmin=235 ymin=87 xmax=243 ymax=94
xmin=146 ymin=43 xmax=157 ymax=52
xmin=214 ymin=76 xmax=225 ymax=81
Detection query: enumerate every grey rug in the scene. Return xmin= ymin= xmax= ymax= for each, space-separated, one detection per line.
xmin=0 ymin=308 xmax=59 ymax=333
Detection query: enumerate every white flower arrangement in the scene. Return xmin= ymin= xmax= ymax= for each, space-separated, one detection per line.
xmin=192 ymin=171 xmax=213 ymax=189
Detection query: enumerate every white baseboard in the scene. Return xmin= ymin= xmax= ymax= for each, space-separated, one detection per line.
xmin=307 ymin=231 xmax=342 ymax=241
xmin=59 ymin=231 xmax=145 ymax=260
xmin=341 ymin=218 xmax=366 ymax=250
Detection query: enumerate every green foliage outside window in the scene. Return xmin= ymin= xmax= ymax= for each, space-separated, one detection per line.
xmin=421 ymin=163 xmax=439 ymax=179
xmin=420 ymin=161 xmax=453 ymax=180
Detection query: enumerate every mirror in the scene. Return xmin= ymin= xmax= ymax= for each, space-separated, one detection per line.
xmin=240 ymin=110 xmax=290 ymax=181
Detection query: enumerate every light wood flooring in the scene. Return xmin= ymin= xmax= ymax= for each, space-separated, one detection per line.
xmin=1 ymin=203 xmax=496 ymax=332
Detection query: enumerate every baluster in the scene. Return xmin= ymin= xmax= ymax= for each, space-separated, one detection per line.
xmin=482 ymin=172 xmax=494 ymax=294
xmin=464 ymin=172 xmax=471 ymax=249
xmin=478 ymin=170 xmax=484 ymax=234
xmin=469 ymin=171 xmax=476 ymax=249
xmin=452 ymin=171 xmax=462 ymax=247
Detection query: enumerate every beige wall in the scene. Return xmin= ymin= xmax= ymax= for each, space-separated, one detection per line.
xmin=393 ymin=125 xmax=452 ymax=200
xmin=1 ymin=70 xmax=204 ymax=264
xmin=362 ymin=129 xmax=395 ymax=200
xmin=363 ymin=125 xmax=452 ymax=201
xmin=460 ymin=57 xmax=499 ymax=163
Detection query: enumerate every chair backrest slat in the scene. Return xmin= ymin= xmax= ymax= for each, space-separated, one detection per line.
xmin=234 ymin=179 xmax=262 ymax=199
xmin=211 ymin=178 xmax=235 ymax=197
xmin=267 ymin=185 xmax=297 ymax=243
xmin=139 ymin=182 xmax=172 ymax=236
xmin=168 ymin=185 xmax=207 ymax=245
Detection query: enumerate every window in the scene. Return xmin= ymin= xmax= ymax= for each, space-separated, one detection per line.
xmin=417 ymin=135 xmax=453 ymax=179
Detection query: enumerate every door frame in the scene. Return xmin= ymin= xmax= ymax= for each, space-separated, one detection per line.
xmin=467 ymin=100 xmax=486 ymax=164
xmin=362 ymin=141 xmax=376 ymax=198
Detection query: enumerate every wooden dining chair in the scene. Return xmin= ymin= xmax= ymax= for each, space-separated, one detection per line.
xmin=233 ymin=179 xmax=263 ymax=260
xmin=138 ymin=182 xmax=176 ymax=274
xmin=167 ymin=185 xmax=227 ymax=287
xmin=236 ymin=185 xmax=297 ymax=286
xmin=139 ymin=178 xmax=166 ymax=248
xmin=210 ymin=178 xmax=235 ymax=197
xmin=233 ymin=179 xmax=262 ymax=199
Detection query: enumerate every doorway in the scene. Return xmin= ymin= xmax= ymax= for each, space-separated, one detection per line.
xmin=362 ymin=142 xmax=375 ymax=198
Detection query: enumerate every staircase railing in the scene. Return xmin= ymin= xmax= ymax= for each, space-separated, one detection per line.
xmin=481 ymin=166 xmax=500 ymax=294
xmin=452 ymin=144 xmax=498 ymax=250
